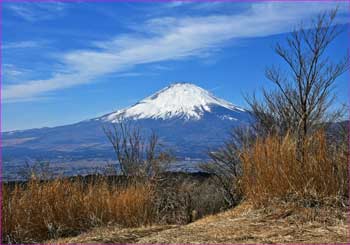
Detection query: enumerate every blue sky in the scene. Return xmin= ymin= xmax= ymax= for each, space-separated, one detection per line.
xmin=2 ymin=1 xmax=349 ymax=131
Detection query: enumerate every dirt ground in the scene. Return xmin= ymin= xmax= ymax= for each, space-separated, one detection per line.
xmin=49 ymin=202 xmax=349 ymax=244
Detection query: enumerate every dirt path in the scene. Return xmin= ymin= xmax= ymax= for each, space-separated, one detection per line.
xmin=50 ymin=203 xmax=349 ymax=244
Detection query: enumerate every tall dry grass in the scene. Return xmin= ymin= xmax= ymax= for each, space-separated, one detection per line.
xmin=240 ymin=131 xmax=348 ymax=207
xmin=2 ymin=177 xmax=154 ymax=243
xmin=2 ymin=173 xmax=227 ymax=244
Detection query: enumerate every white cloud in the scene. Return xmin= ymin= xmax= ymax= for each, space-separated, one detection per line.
xmin=163 ymin=1 xmax=227 ymax=10
xmin=191 ymin=2 xmax=230 ymax=10
xmin=5 ymin=2 xmax=67 ymax=22
xmin=2 ymin=41 xmax=40 ymax=49
xmin=2 ymin=64 xmax=32 ymax=84
xmin=163 ymin=1 xmax=192 ymax=8
xmin=3 ymin=2 xmax=349 ymax=102
xmin=3 ymin=64 xmax=24 ymax=77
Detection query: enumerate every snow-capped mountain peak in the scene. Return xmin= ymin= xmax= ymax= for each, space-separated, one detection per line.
xmin=101 ymin=82 xmax=245 ymax=122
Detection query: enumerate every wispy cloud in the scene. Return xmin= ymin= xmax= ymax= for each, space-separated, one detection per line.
xmin=163 ymin=1 xmax=193 ymax=8
xmin=2 ymin=64 xmax=31 ymax=84
xmin=2 ymin=40 xmax=41 ymax=49
xmin=191 ymin=2 xmax=228 ymax=10
xmin=163 ymin=1 xmax=227 ymax=10
xmin=3 ymin=2 xmax=349 ymax=102
xmin=115 ymin=72 xmax=145 ymax=78
xmin=5 ymin=2 xmax=67 ymax=22
xmin=3 ymin=64 xmax=24 ymax=76
xmin=151 ymin=65 xmax=172 ymax=71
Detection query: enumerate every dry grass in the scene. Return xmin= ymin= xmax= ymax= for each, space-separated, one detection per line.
xmin=3 ymin=130 xmax=348 ymax=244
xmin=47 ymin=225 xmax=179 ymax=244
xmin=240 ymin=131 xmax=348 ymax=207
xmin=50 ymin=202 xmax=349 ymax=244
xmin=138 ymin=202 xmax=349 ymax=244
xmin=2 ymin=177 xmax=154 ymax=243
xmin=2 ymin=174 xmax=226 ymax=244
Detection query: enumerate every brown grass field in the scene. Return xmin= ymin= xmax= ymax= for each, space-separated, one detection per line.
xmin=3 ymin=131 xmax=349 ymax=244
xmin=3 ymin=179 xmax=155 ymax=243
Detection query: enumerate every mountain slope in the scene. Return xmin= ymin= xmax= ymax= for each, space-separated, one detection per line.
xmin=3 ymin=83 xmax=252 ymax=179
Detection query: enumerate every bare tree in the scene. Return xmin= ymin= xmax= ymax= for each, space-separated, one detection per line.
xmin=103 ymin=120 xmax=172 ymax=179
xmin=248 ymin=9 xmax=349 ymax=140
xmin=204 ymin=9 xmax=348 ymax=204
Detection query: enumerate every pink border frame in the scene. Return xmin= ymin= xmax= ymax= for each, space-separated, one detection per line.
xmin=0 ymin=0 xmax=349 ymax=244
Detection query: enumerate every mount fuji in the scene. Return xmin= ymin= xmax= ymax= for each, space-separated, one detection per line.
xmin=3 ymin=83 xmax=252 ymax=178
xmin=98 ymin=83 xmax=246 ymax=122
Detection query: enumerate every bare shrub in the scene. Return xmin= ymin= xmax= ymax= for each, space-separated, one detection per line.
xmin=18 ymin=161 xmax=54 ymax=180
xmin=103 ymin=120 xmax=172 ymax=179
xmin=200 ymin=127 xmax=255 ymax=207
xmin=177 ymin=178 xmax=229 ymax=222
xmin=152 ymin=173 xmax=228 ymax=225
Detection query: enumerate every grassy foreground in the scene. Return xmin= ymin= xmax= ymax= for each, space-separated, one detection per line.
xmin=2 ymin=173 xmax=227 ymax=244
xmin=3 ymin=178 xmax=155 ymax=243
xmin=3 ymin=131 xmax=348 ymax=244
xmin=49 ymin=202 xmax=348 ymax=244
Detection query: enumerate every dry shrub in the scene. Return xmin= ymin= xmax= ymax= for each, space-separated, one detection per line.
xmin=2 ymin=177 xmax=154 ymax=243
xmin=241 ymin=130 xmax=348 ymax=207
xmin=153 ymin=176 xmax=228 ymax=225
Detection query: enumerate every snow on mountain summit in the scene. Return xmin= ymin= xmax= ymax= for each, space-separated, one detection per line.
xmin=101 ymin=83 xmax=246 ymax=122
